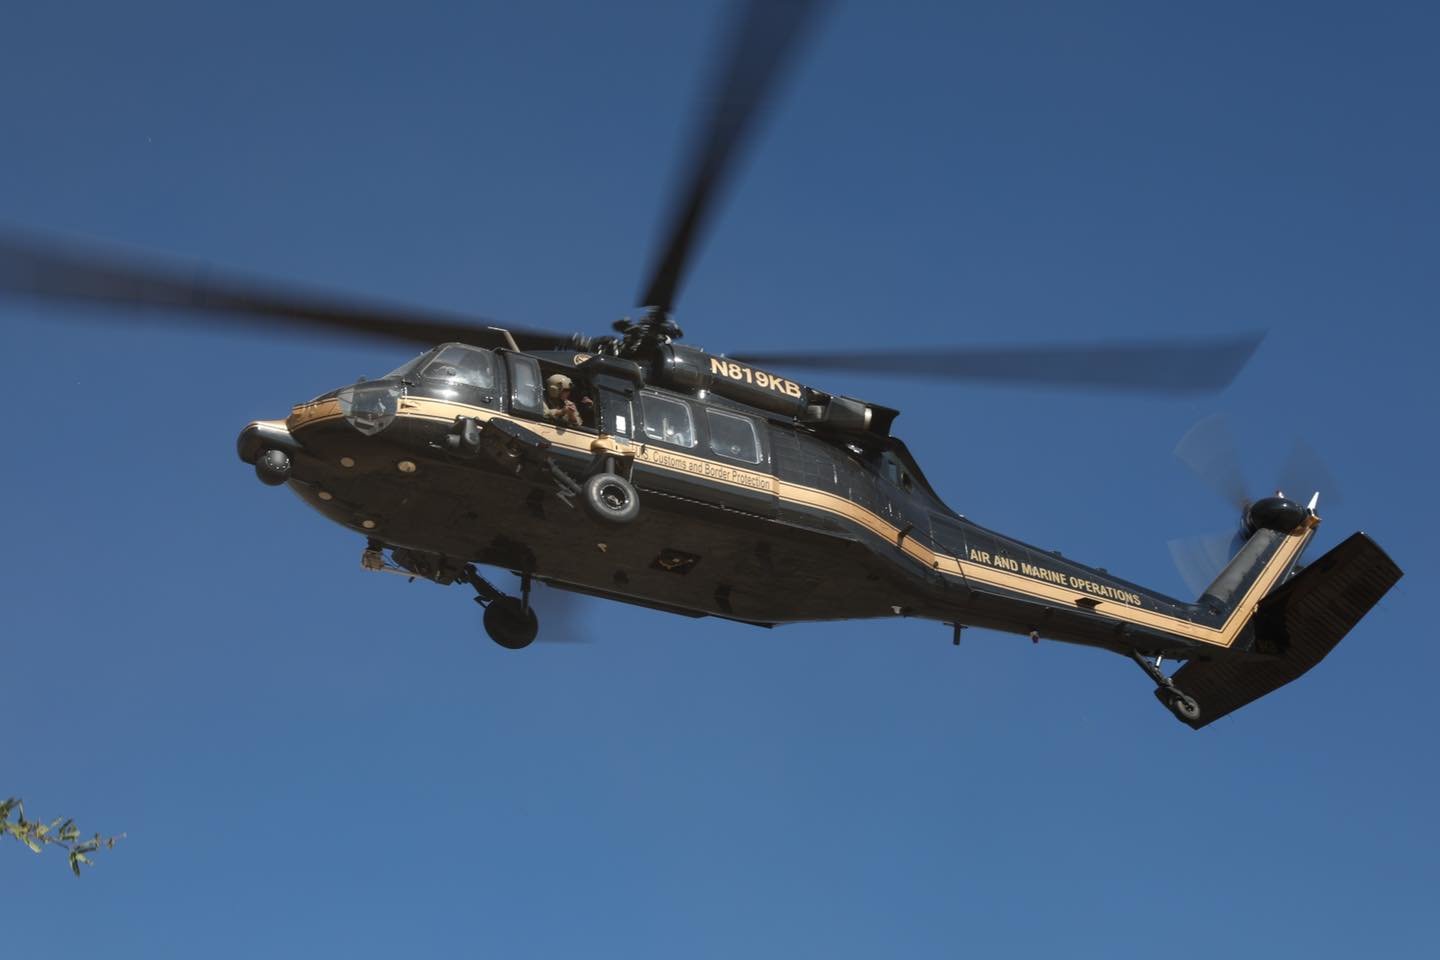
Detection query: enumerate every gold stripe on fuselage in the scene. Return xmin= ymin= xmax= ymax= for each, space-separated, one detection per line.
xmin=285 ymin=396 xmax=1312 ymax=648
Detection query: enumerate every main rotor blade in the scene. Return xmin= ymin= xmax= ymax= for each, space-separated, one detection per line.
xmin=532 ymin=582 xmax=604 ymax=645
xmin=0 ymin=231 xmax=579 ymax=352
xmin=732 ymin=333 xmax=1264 ymax=395
xmin=638 ymin=0 xmax=830 ymax=314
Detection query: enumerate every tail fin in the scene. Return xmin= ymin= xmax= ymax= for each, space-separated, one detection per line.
xmin=1164 ymin=532 xmax=1402 ymax=728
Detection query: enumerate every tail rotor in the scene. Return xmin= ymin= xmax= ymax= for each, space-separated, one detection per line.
xmin=1168 ymin=415 xmax=1340 ymax=598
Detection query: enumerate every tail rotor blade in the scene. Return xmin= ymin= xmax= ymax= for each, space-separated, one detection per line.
xmin=1279 ymin=438 xmax=1344 ymax=509
xmin=1174 ymin=414 xmax=1250 ymax=511
xmin=1167 ymin=530 xmax=1245 ymax=598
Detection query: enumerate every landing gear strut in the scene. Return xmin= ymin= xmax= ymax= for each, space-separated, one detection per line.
xmin=1131 ymin=651 xmax=1202 ymax=724
xmin=463 ymin=567 xmax=539 ymax=650
xmin=359 ymin=542 xmax=544 ymax=650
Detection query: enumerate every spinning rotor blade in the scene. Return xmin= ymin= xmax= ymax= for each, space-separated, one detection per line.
xmin=1169 ymin=417 xmax=1344 ymax=594
xmin=0 ymin=230 xmax=578 ymax=352
xmin=1173 ymin=413 xmax=1251 ymax=509
xmin=1167 ymin=530 xmax=1245 ymax=598
xmin=1170 ymin=416 xmax=1251 ymax=597
xmin=638 ymin=0 xmax=830 ymax=315
xmin=532 ymin=582 xmax=598 ymax=644
xmin=1279 ymin=437 xmax=1344 ymax=508
xmin=1174 ymin=414 xmax=1343 ymax=509
xmin=733 ymin=333 xmax=1264 ymax=395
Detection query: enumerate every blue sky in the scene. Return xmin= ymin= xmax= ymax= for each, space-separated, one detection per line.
xmin=2 ymin=1 xmax=1435 ymax=956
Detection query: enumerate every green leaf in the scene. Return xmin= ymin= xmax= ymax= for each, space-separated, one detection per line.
xmin=4 ymin=800 xmax=121 ymax=876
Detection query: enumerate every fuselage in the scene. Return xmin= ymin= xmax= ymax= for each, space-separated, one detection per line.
xmin=239 ymin=343 xmax=1316 ymax=661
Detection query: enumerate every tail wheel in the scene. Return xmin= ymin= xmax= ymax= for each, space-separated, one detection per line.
xmin=1168 ymin=694 xmax=1202 ymax=723
xmin=582 ymin=472 xmax=640 ymax=525
xmin=483 ymin=597 xmax=538 ymax=650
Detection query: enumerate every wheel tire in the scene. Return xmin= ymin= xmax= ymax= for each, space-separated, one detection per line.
xmin=483 ymin=597 xmax=538 ymax=650
xmin=1169 ymin=694 xmax=1202 ymax=723
xmin=582 ymin=472 xmax=640 ymax=525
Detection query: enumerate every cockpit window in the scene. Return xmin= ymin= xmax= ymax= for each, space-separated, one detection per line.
xmin=507 ymin=354 xmax=544 ymax=417
xmin=419 ymin=345 xmax=497 ymax=390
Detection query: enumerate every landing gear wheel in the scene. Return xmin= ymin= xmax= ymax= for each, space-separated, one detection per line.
xmin=582 ymin=472 xmax=639 ymax=525
xmin=483 ymin=597 xmax=538 ymax=650
xmin=1167 ymin=694 xmax=1202 ymax=723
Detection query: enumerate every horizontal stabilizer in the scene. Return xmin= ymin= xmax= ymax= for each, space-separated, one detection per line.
xmin=1163 ymin=532 xmax=1401 ymax=729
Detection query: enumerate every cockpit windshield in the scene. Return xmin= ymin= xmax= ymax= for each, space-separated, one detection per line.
xmin=383 ymin=353 xmax=427 ymax=380
xmin=381 ymin=344 xmax=498 ymax=391
xmin=418 ymin=344 xmax=497 ymax=390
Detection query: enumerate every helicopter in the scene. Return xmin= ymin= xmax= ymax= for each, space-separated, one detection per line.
xmin=0 ymin=0 xmax=1400 ymax=729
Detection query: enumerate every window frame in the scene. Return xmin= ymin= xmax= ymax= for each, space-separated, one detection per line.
xmin=704 ymin=407 xmax=762 ymax=464
xmin=598 ymin=388 xmax=634 ymax=439
xmin=506 ymin=353 xmax=545 ymax=418
xmin=880 ymin=451 xmax=915 ymax=492
xmin=638 ymin=390 xmax=698 ymax=449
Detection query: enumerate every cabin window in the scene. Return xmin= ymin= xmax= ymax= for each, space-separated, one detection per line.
xmin=506 ymin=354 xmax=544 ymax=417
xmin=420 ymin=345 xmax=497 ymax=392
xmin=640 ymin=392 xmax=696 ymax=448
xmin=706 ymin=408 xmax=760 ymax=463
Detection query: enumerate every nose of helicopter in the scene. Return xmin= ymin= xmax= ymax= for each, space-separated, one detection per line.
xmin=237 ymin=378 xmax=402 ymax=486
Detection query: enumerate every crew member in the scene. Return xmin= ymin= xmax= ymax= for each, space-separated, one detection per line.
xmin=544 ymin=374 xmax=586 ymax=428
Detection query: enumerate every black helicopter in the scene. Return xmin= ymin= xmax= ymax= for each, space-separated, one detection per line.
xmin=0 ymin=0 xmax=1400 ymax=728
